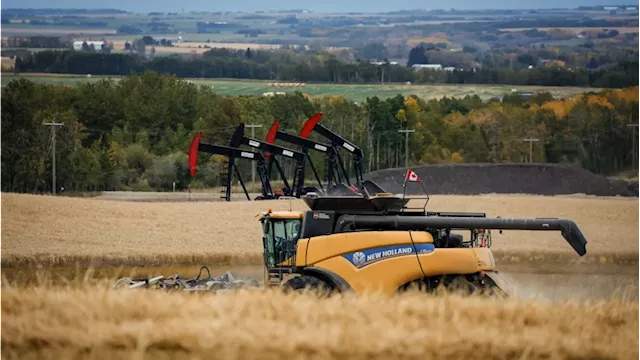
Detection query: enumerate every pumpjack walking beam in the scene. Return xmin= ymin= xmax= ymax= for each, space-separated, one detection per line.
xmin=189 ymin=132 xmax=273 ymax=202
xmin=265 ymin=120 xmax=340 ymax=192
xmin=300 ymin=112 xmax=364 ymax=189
xmin=229 ymin=123 xmax=307 ymax=197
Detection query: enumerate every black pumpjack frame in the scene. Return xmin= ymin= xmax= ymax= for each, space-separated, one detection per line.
xmin=305 ymin=119 xmax=365 ymax=191
xmin=189 ymin=132 xmax=273 ymax=202
xmin=231 ymin=123 xmax=308 ymax=198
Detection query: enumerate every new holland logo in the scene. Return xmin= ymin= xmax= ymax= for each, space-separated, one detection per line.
xmin=352 ymin=252 xmax=366 ymax=266
xmin=343 ymin=244 xmax=435 ymax=268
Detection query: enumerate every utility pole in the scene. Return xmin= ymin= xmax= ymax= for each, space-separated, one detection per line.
xmin=43 ymin=122 xmax=64 ymax=195
xmin=398 ymin=129 xmax=415 ymax=168
xmin=246 ymin=124 xmax=263 ymax=190
xmin=523 ymin=138 xmax=539 ymax=163
xmin=628 ymin=124 xmax=639 ymax=170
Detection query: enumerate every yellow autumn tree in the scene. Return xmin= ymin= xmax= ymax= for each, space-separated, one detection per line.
xmin=328 ymin=94 xmax=347 ymax=105
xmin=585 ymin=95 xmax=614 ymax=110
xmin=210 ymin=154 xmax=227 ymax=165
xmin=443 ymin=110 xmax=467 ymax=125
xmin=466 ymin=108 xmax=493 ymax=125
xmin=539 ymin=95 xmax=581 ymax=118
xmin=404 ymin=97 xmax=419 ymax=122
xmin=420 ymin=142 xmax=465 ymax=164
xmin=606 ymin=86 xmax=639 ymax=103
xmin=545 ymin=60 xmax=566 ymax=68
xmin=107 ymin=140 xmax=125 ymax=169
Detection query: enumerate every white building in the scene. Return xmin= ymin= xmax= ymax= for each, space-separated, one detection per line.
xmin=370 ymin=61 xmax=399 ymax=65
xmin=73 ymin=41 xmax=105 ymax=51
xmin=412 ymin=64 xmax=442 ymax=71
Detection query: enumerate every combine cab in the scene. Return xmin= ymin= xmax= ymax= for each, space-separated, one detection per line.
xmin=257 ymin=187 xmax=588 ymax=296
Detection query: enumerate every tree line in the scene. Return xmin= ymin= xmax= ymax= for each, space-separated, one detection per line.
xmin=1 ymin=72 xmax=637 ymax=194
xmin=12 ymin=49 xmax=638 ymax=88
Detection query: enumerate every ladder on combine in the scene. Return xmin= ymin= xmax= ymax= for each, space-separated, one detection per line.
xmin=265 ymin=267 xmax=294 ymax=287
xmin=266 ymin=271 xmax=282 ymax=286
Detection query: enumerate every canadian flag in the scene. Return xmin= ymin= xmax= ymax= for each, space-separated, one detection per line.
xmin=405 ymin=169 xmax=420 ymax=182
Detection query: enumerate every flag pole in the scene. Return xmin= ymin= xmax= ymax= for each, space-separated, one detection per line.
xmin=419 ymin=179 xmax=430 ymax=209
xmin=401 ymin=169 xmax=408 ymax=212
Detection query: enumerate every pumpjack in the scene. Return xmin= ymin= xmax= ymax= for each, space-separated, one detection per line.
xmin=188 ymin=114 xmax=365 ymax=201
xmin=189 ymin=132 xmax=275 ymax=201
xmin=230 ymin=123 xmax=315 ymax=198
xmin=299 ymin=113 xmax=365 ymax=191
xmin=266 ymin=117 xmax=352 ymax=195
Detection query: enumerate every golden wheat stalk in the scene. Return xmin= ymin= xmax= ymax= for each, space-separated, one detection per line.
xmin=1 ymin=284 xmax=638 ymax=360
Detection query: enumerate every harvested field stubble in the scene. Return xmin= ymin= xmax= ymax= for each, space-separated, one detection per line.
xmin=1 ymin=285 xmax=638 ymax=360
xmin=1 ymin=193 xmax=637 ymax=267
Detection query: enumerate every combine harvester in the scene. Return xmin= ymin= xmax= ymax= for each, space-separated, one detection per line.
xmin=115 ymin=172 xmax=588 ymax=296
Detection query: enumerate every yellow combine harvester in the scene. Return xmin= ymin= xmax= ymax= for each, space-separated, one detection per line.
xmin=257 ymin=182 xmax=588 ymax=296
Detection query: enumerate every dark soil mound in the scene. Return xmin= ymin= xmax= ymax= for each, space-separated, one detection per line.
xmin=364 ymin=163 xmax=638 ymax=197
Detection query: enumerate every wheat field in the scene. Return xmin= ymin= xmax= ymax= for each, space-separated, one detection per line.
xmin=2 ymin=284 xmax=638 ymax=360
xmin=1 ymin=193 xmax=638 ymax=359
xmin=2 ymin=193 xmax=638 ymax=267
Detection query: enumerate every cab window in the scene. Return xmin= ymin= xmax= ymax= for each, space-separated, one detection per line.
xmin=264 ymin=218 xmax=302 ymax=266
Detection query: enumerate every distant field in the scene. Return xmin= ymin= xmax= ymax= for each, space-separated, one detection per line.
xmin=107 ymin=39 xmax=283 ymax=54
xmin=0 ymin=74 xmax=599 ymax=101
xmin=0 ymin=25 xmax=117 ymax=36
xmin=1 ymin=56 xmax=16 ymax=70
xmin=103 ymin=32 xmax=303 ymax=43
xmin=500 ymin=26 xmax=640 ymax=34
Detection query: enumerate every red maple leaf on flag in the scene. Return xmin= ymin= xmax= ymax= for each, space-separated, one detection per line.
xmin=406 ymin=169 xmax=420 ymax=182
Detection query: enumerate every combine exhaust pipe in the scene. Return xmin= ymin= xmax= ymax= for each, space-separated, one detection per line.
xmin=334 ymin=215 xmax=588 ymax=256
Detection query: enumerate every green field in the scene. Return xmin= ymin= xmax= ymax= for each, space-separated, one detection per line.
xmin=1 ymin=74 xmax=599 ymax=101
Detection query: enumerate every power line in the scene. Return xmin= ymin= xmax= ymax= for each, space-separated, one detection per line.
xmin=523 ymin=138 xmax=539 ymax=163
xmin=246 ymin=124 xmax=263 ymax=188
xmin=628 ymin=124 xmax=639 ymax=170
xmin=43 ymin=122 xmax=64 ymax=195
xmin=398 ymin=129 xmax=415 ymax=168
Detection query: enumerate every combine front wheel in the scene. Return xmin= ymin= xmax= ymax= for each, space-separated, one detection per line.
xmin=283 ymin=275 xmax=333 ymax=296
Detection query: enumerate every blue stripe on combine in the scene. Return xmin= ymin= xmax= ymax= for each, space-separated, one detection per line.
xmin=342 ymin=243 xmax=434 ymax=268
